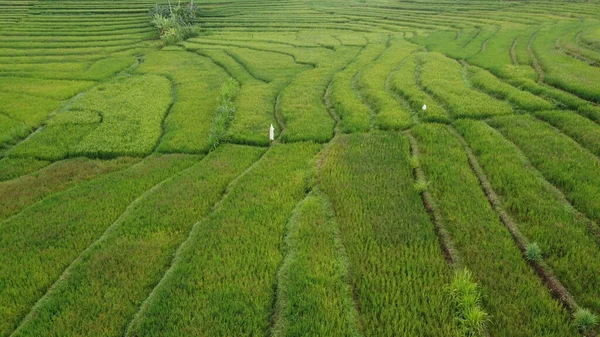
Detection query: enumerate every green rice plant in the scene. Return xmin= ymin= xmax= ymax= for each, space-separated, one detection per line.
xmin=0 ymin=157 xmax=50 ymax=182
xmin=137 ymin=51 xmax=230 ymax=153
xmin=124 ymin=142 xmax=321 ymax=337
xmin=489 ymin=114 xmax=600 ymax=223
xmin=505 ymin=77 xmax=600 ymax=122
xmin=532 ymin=22 xmax=600 ymax=102
xmin=455 ymin=118 xmax=600 ymax=313
xmin=194 ymin=47 xmax=309 ymax=145
xmin=574 ymin=309 xmax=599 ymax=333
xmin=208 ymin=78 xmax=240 ymax=148
xmin=447 ymin=268 xmax=489 ymax=337
xmin=226 ymin=47 xmax=308 ymax=83
xmin=580 ymin=26 xmax=600 ymax=50
xmin=411 ymin=123 xmax=575 ymax=337
xmin=0 ymin=62 xmax=88 ymax=73
xmin=279 ymin=46 xmax=359 ymax=142
xmin=0 ymin=77 xmax=94 ymax=100
xmin=411 ymin=26 xmax=499 ymax=60
xmin=467 ymin=26 xmax=520 ymax=73
xmin=186 ymin=39 xmax=332 ymax=65
xmin=524 ymin=242 xmax=542 ymax=261
xmin=418 ymin=52 xmax=513 ymax=118
xmin=466 ymin=65 xmax=554 ymax=111
xmin=0 ymin=115 xmax=28 ymax=148
xmin=557 ymin=27 xmax=600 ymax=64
xmin=226 ymin=81 xmax=281 ymax=146
xmin=271 ymin=191 xmax=361 ymax=337
xmin=7 ymin=110 xmax=100 ymax=161
xmin=79 ymin=57 xmax=136 ymax=80
xmin=188 ymin=48 xmax=278 ymax=146
xmin=330 ymin=42 xmax=386 ymax=133
xmin=389 ymin=54 xmax=450 ymax=123
xmin=0 ymin=157 xmax=138 ymax=221
xmin=0 ymin=154 xmax=197 ymax=337
xmin=0 ymin=93 xmax=59 ymax=132
xmin=319 ymin=132 xmax=459 ymax=336
xmin=71 ymin=75 xmax=172 ymax=157
xmin=10 ymin=145 xmax=263 ymax=337
xmin=357 ymin=38 xmax=417 ymax=130
xmin=534 ymin=110 xmax=600 ymax=157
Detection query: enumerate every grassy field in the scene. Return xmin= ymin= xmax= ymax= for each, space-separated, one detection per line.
xmin=1 ymin=0 xmax=600 ymax=336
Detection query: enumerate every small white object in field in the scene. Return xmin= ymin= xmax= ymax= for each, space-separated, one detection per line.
xmin=422 ymin=104 xmax=427 ymax=110
xmin=269 ymin=124 xmax=275 ymax=141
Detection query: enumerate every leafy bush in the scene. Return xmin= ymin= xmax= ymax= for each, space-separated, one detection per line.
xmin=573 ymin=308 xmax=598 ymax=333
xmin=525 ymin=242 xmax=542 ymax=261
xmin=414 ymin=179 xmax=428 ymax=193
xmin=149 ymin=2 xmax=199 ymax=45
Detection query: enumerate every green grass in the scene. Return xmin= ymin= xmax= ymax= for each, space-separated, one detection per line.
xmin=208 ymin=78 xmax=241 ymax=148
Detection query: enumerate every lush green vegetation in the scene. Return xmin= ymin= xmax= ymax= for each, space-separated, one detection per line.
xmin=489 ymin=115 xmax=600 ymax=223
xmin=11 ymin=145 xmax=264 ymax=337
xmin=2 ymin=0 xmax=600 ymax=335
xmin=271 ymin=191 xmax=361 ymax=337
xmin=411 ymin=123 xmax=575 ymax=336
xmin=454 ymin=119 xmax=600 ymax=314
xmin=319 ymin=132 xmax=459 ymax=336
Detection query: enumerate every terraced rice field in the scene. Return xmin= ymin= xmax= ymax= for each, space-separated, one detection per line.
xmin=1 ymin=0 xmax=600 ymax=336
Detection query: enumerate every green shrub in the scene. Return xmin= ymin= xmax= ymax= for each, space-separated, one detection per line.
xmin=573 ymin=309 xmax=598 ymax=332
xmin=149 ymin=2 xmax=199 ymax=45
xmin=414 ymin=179 xmax=428 ymax=193
xmin=525 ymin=242 xmax=542 ymax=261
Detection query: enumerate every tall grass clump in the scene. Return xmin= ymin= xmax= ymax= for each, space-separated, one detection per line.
xmin=525 ymin=242 xmax=542 ymax=261
xmin=574 ymin=309 xmax=598 ymax=333
xmin=208 ymin=78 xmax=240 ymax=149
xmin=447 ymin=269 xmax=489 ymax=337
xmin=149 ymin=1 xmax=199 ymax=45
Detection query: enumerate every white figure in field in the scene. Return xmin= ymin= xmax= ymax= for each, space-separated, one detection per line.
xmin=269 ymin=124 xmax=275 ymax=141
xmin=422 ymin=104 xmax=427 ymax=111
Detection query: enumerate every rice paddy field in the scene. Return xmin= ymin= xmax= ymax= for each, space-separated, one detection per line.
xmin=1 ymin=0 xmax=600 ymax=336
